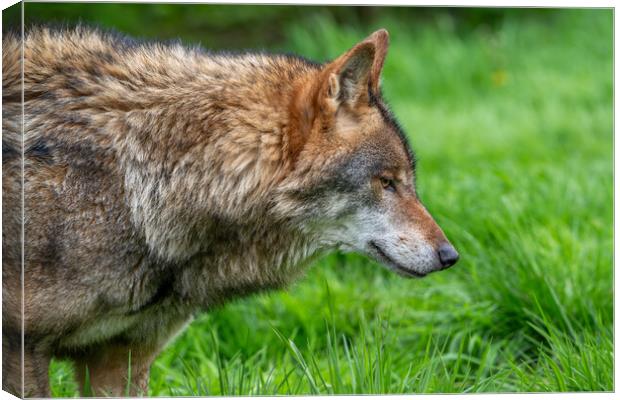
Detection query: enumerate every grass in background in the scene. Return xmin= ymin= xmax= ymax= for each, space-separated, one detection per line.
xmin=45 ymin=8 xmax=612 ymax=395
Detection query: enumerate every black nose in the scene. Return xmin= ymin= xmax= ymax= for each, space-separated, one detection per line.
xmin=438 ymin=242 xmax=459 ymax=268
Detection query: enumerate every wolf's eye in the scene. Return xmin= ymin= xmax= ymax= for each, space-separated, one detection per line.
xmin=380 ymin=177 xmax=396 ymax=192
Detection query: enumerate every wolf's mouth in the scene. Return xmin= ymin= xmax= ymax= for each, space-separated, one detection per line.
xmin=369 ymin=241 xmax=426 ymax=278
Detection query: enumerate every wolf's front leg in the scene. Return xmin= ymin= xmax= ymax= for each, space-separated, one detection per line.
xmin=72 ymin=342 xmax=157 ymax=397
xmin=2 ymin=330 xmax=51 ymax=398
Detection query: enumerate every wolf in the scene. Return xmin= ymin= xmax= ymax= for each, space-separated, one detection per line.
xmin=2 ymin=26 xmax=459 ymax=397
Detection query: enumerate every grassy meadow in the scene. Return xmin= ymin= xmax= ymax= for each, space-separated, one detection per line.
xmin=13 ymin=5 xmax=613 ymax=395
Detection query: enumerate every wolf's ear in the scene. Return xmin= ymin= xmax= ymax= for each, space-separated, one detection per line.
xmin=323 ymin=29 xmax=389 ymax=107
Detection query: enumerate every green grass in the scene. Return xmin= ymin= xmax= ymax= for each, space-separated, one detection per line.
xmin=48 ymin=9 xmax=612 ymax=395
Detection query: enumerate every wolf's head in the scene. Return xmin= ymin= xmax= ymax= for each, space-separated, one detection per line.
xmin=279 ymin=29 xmax=458 ymax=278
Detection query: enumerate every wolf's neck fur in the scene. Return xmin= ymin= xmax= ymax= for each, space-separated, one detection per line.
xmin=103 ymin=47 xmax=323 ymax=264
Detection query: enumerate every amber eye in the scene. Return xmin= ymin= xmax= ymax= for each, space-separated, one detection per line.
xmin=379 ymin=177 xmax=396 ymax=192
